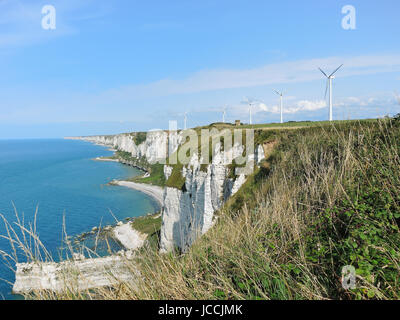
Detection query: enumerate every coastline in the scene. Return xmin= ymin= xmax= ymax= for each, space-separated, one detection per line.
xmin=79 ymin=143 xmax=164 ymax=248
xmin=91 ymin=156 xmax=150 ymax=176
xmin=93 ymin=157 xmax=119 ymax=162
xmin=86 ymin=146 xmax=164 ymax=252
xmin=100 ymin=152 xmax=164 ymax=252
xmin=91 ymin=145 xmax=163 ymax=219
xmin=111 ymin=180 xmax=164 ymax=207
xmin=11 ymin=161 xmax=155 ymax=295
xmin=91 ymin=154 xmax=163 ymax=207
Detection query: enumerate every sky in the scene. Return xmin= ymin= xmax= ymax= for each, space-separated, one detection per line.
xmin=0 ymin=0 xmax=399 ymax=138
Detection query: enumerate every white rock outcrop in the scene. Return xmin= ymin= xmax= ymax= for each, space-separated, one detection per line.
xmin=13 ymin=255 xmax=138 ymax=294
xmin=113 ymin=222 xmax=147 ymax=251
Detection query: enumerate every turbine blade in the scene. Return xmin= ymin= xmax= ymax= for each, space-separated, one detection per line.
xmin=318 ymin=68 xmax=328 ymax=78
xmin=273 ymin=89 xmax=280 ymax=96
xmin=329 ymin=64 xmax=343 ymax=77
xmin=324 ymin=79 xmax=329 ymax=99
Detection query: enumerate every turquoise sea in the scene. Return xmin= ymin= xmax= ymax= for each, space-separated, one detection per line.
xmin=0 ymin=139 xmax=159 ymax=299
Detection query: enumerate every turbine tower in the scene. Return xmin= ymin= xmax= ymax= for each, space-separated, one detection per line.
xmin=241 ymin=97 xmax=257 ymax=125
xmin=222 ymin=105 xmax=227 ymax=123
xmin=273 ymin=89 xmax=284 ymax=124
xmin=244 ymin=97 xmax=253 ymax=125
xmin=249 ymin=103 xmax=252 ymax=125
xmin=184 ymin=112 xmax=187 ymax=130
xmin=247 ymin=100 xmax=253 ymax=125
xmin=319 ymin=64 xmax=343 ymax=122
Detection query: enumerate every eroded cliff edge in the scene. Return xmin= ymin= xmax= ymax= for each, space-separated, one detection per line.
xmin=69 ymin=128 xmax=265 ymax=253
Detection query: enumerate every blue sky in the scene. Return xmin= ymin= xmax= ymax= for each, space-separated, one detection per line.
xmin=0 ymin=0 xmax=399 ymax=138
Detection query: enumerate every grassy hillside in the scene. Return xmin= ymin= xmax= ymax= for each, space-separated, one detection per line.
xmin=96 ymin=118 xmax=399 ymax=300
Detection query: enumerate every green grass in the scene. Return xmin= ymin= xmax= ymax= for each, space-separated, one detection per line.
xmin=115 ymin=150 xmax=133 ymax=161
xmin=237 ymin=118 xmax=379 ymax=129
xmin=131 ymin=213 xmax=162 ymax=252
xmin=113 ymin=149 xmax=166 ymax=187
xmin=165 ymin=163 xmax=186 ymax=190
xmin=131 ymin=213 xmax=162 ymax=235
xmin=133 ymin=132 xmax=147 ymax=146
xmin=130 ymin=163 xmax=166 ymax=187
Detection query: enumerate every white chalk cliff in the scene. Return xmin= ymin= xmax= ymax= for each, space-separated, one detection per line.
xmin=73 ymin=130 xmax=265 ymax=253
xmin=78 ymin=130 xmax=171 ymax=164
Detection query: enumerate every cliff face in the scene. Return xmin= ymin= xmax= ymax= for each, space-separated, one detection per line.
xmin=81 ymin=131 xmax=171 ymax=164
xmin=160 ymin=143 xmax=265 ymax=252
xmin=76 ymin=131 xmax=265 ymax=253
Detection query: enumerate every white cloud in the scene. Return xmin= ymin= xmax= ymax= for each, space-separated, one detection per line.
xmin=100 ymin=54 xmax=400 ymax=102
xmin=289 ymin=100 xmax=327 ymax=113
xmin=255 ymin=100 xmax=326 ymax=114
xmin=223 ymin=93 xmax=399 ymax=119
xmin=334 ymin=95 xmax=397 ymax=108
xmin=221 ymin=99 xmax=327 ymax=119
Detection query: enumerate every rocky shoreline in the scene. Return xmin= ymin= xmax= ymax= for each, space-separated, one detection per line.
xmin=92 ymin=155 xmax=151 ymax=177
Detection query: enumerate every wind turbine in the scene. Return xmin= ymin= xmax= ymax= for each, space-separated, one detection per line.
xmin=242 ymin=97 xmax=255 ymax=125
xmin=222 ymin=105 xmax=227 ymax=123
xmin=273 ymin=89 xmax=284 ymax=124
xmin=319 ymin=64 xmax=343 ymax=121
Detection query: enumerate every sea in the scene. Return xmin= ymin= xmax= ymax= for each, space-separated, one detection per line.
xmin=0 ymin=139 xmax=159 ymax=299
